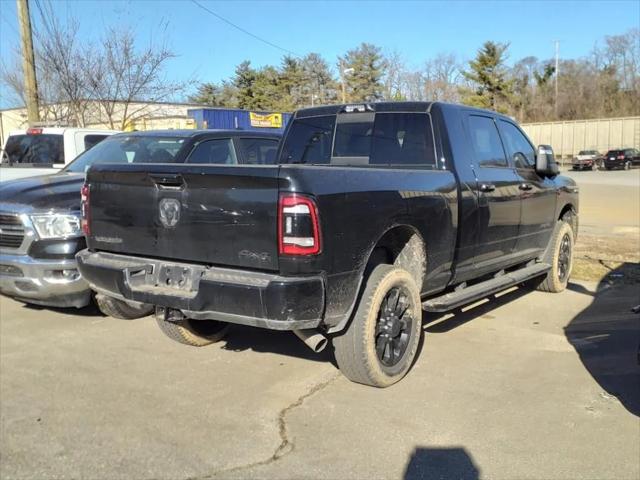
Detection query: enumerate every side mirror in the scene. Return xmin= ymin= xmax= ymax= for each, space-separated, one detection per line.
xmin=536 ymin=145 xmax=559 ymax=177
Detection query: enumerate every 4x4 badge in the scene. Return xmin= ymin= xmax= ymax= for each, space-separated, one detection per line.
xmin=159 ymin=198 xmax=181 ymax=228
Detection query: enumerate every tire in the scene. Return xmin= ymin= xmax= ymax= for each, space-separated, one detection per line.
xmin=333 ymin=264 xmax=422 ymax=388
xmin=535 ymin=220 xmax=574 ymax=293
xmin=156 ymin=314 xmax=229 ymax=347
xmin=95 ymin=294 xmax=154 ymax=319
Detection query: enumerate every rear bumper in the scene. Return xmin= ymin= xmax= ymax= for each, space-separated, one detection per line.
xmin=604 ymin=160 xmax=624 ymax=168
xmin=0 ymin=252 xmax=91 ymax=308
xmin=76 ymin=250 xmax=325 ymax=330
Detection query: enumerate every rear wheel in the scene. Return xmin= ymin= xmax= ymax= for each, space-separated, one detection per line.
xmin=95 ymin=294 xmax=154 ymax=319
xmin=333 ymin=264 xmax=422 ymax=388
xmin=156 ymin=312 xmax=229 ymax=347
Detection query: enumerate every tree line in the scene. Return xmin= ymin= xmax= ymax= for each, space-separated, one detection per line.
xmin=190 ymin=29 xmax=640 ymax=123
xmin=2 ymin=1 xmax=638 ymax=126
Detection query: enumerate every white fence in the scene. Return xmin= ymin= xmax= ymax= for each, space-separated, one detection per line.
xmin=521 ymin=116 xmax=640 ymax=160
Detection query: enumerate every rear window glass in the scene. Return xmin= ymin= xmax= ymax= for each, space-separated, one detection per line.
xmin=186 ymin=139 xmax=237 ymax=164
xmin=237 ymin=138 xmax=279 ymax=164
xmin=64 ymin=136 xmax=186 ymax=173
xmin=83 ymin=134 xmax=108 ymax=151
xmin=3 ymin=134 xmax=64 ymax=164
xmin=280 ymin=112 xmax=436 ymax=167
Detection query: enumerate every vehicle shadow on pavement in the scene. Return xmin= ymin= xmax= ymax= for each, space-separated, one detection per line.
xmin=564 ymin=264 xmax=640 ymax=417
xmin=403 ymin=447 xmax=480 ymax=480
xmin=21 ymin=301 xmax=104 ymax=317
xmin=222 ymin=324 xmax=335 ymax=364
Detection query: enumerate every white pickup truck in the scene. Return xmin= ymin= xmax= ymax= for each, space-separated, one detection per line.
xmin=0 ymin=127 xmax=118 ymax=182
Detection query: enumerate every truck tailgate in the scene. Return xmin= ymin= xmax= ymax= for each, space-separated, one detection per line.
xmin=86 ymin=164 xmax=280 ymax=271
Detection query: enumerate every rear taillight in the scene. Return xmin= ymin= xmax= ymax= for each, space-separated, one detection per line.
xmin=617 ymin=155 xmax=625 ymax=159
xmin=278 ymin=194 xmax=321 ymax=256
xmin=80 ymin=183 xmax=90 ymax=235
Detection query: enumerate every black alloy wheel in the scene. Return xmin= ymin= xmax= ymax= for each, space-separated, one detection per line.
xmin=557 ymin=233 xmax=572 ymax=283
xmin=375 ymin=286 xmax=414 ymax=367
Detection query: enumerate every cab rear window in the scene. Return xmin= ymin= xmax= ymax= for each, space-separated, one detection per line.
xmin=3 ymin=134 xmax=64 ymax=164
xmin=280 ymin=112 xmax=436 ymax=167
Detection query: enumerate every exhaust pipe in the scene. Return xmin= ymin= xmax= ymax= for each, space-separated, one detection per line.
xmin=293 ymin=329 xmax=328 ymax=353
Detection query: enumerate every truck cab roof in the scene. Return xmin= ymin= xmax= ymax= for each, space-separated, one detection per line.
xmin=294 ymin=101 xmax=512 ymax=121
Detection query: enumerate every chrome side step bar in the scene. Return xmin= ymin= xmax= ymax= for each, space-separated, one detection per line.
xmin=422 ymin=263 xmax=551 ymax=313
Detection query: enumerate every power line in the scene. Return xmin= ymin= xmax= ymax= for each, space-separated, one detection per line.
xmin=190 ymin=0 xmax=301 ymax=58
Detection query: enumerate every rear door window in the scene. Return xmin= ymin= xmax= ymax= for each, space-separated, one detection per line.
xmin=186 ymin=139 xmax=237 ymax=164
xmin=3 ymin=134 xmax=64 ymax=164
xmin=371 ymin=113 xmax=435 ymax=166
xmin=237 ymin=138 xmax=280 ymax=164
xmin=468 ymin=115 xmax=508 ymax=168
xmin=280 ymin=115 xmax=336 ymax=164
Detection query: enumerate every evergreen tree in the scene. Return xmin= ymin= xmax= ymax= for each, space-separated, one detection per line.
xmin=189 ymin=81 xmax=238 ymax=107
xmin=461 ymin=41 xmax=514 ymax=113
xmin=302 ymin=53 xmax=338 ymax=105
xmin=233 ymin=60 xmax=258 ymax=109
xmin=251 ymin=66 xmax=282 ymax=110
xmin=339 ymin=43 xmax=385 ymax=102
xmin=278 ymin=56 xmax=307 ymax=110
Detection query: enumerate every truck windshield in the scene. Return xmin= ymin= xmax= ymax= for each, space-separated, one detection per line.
xmin=3 ymin=134 xmax=64 ymax=165
xmin=63 ymin=135 xmax=186 ymax=173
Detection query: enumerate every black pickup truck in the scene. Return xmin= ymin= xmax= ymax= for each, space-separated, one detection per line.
xmin=77 ymin=102 xmax=579 ymax=387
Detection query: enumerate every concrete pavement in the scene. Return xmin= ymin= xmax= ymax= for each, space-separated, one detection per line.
xmin=1 ymin=279 xmax=638 ymax=479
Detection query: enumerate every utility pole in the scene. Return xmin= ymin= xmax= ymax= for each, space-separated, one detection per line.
xmin=554 ymin=40 xmax=560 ymax=119
xmin=17 ymin=0 xmax=40 ymax=125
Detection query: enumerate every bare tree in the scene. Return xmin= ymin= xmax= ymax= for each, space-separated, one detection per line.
xmin=86 ymin=27 xmax=186 ymax=130
xmin=423 ymin=53 xmax=462 ymax=102
xmin=33 ymin=0 xmax=91 ymax=126
xmin=382 ymin=51 xmax=407 ymax=100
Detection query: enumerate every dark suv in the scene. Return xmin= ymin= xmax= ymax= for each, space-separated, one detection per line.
xmin=603 ymin=149 xmax=640 ymax=170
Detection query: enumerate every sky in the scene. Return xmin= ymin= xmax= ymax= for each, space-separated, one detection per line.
xmin=1 ymin=0 xmax=639 ymax=108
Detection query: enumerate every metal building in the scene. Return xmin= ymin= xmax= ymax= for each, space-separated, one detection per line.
xmin=187 ymin=108 xmax=292 ymax=134
xmin=522 ymin=116 xmax=640 ymax=160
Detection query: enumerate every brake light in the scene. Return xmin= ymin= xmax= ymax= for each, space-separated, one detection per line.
xmin=26 ymin=127 xmax=42 ymax=135
xmin=278 ymin=194 xmax=321 ymax=255
xmin=617 ymin=155 xmax=625 ymax=159
xmin=80 ymin=183 xmax=90 ymax=235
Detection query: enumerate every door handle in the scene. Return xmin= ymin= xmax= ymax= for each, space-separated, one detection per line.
xmin=478 ymin=183 xmax=496 ymax=192
xmin=149 ymin=173 xmax=185 ymax=189
xmin=519 ymin=183 xmax=533 ymax=191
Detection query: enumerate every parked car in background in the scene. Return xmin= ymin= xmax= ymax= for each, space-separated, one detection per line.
xmin=0 ymin=127 xmax=117 ymax=182
xmin=603 ymin=148 xmax=640 ymax=170
xmin=571 ymin=150 xmax=601 ymax=170
xmin=0 ymin=129 xmax=281 ymax=315
xmin=76 ymin=102 xmax=579 ymax=387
